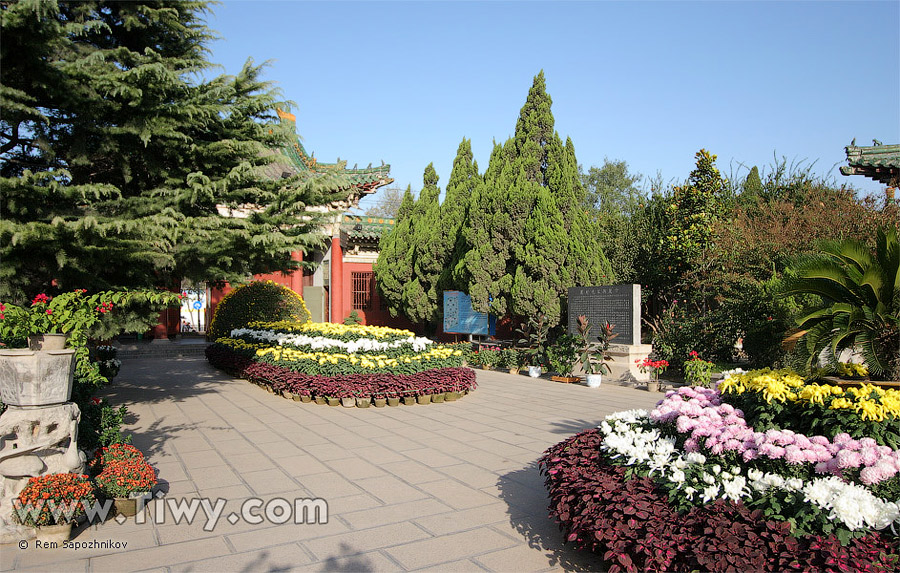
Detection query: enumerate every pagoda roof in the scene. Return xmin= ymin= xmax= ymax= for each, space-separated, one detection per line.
xmin=340 ymin=214 xmax=396 ymax=242
xmin=263 ymin=108 xmax=394 ymax=206
xmin=840 ymin=143 xmax=900 ymax=186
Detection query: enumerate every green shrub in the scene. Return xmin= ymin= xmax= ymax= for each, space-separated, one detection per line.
xmin=207 ymin=281 xmax=310 ymax=342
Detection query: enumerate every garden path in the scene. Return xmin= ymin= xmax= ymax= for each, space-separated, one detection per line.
xmin=2 ymin=357 xmax=662 ymax=572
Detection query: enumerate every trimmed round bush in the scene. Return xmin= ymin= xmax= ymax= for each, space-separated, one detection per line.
xmin=208 ymin=281 xmax=310 ymax=342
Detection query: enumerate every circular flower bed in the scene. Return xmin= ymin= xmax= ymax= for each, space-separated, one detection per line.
xmin=540 ymin=369 xmax=900 ymax=572
xmin=206 ymin=321 xmax=476 ymax=405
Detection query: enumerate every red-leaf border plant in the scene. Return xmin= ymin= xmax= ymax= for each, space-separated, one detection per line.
xmin=539 ymin=429 xmax=899 ymax=572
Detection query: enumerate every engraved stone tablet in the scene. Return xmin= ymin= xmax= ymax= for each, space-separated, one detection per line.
xmin=567 ymin=284 xmax=641 ymax=346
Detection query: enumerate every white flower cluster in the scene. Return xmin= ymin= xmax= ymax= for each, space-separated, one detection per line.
xmin=598 ymin=412 xmax=900 ymax=532
xmin=747 ymin=469 xmax=900 ymax=531
xmin=230 ymin=328 xmax=433 ymax=353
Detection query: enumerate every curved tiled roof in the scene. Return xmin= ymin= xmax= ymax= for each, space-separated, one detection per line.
xmin=274 ymin=108 xmax=393 ymax=195
xmin=841 ymin=143 xmax=900 ymax=186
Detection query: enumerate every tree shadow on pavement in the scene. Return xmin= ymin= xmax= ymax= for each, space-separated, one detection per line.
xmin=496 ymin=461 xmax=605 ymax=572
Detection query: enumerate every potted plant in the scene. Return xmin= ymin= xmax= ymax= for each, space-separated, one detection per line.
xmin=577 ymin=316 xmax=618 ymax=388
xmin=636 ymin=357 xmax=669 ymax=392
xmin=683 ymin=350 xmax=715 ymax=388
xmin=478 ymin=346 xmax=500 ymax=370
xmin=499 ymin=347 xmax=520 ymax=374
xmin=548 ymin=334 xmax=580 ymax=383
xmin=12 ymin=473 xmax=96 ymax=542
xmin=517 ymin=314 xmax=549 ymax=377
xmin=95 ymin=458 xmax=157 ymax=517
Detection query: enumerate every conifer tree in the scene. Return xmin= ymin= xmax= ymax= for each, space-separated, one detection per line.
xmin=373 ymin=186 xmax=415 ymax=317
xmin=0 ymin=1 xmax=345 ymax=300
xmin=742 ymin=165 xmax=763 ymax=203
xmin=462 ymin=71 xmax=612 ymax=325
xmin=402 ymin=165 xmax=442 ymax=326
xmin=440 ymin=139 xmax=480 ymax=293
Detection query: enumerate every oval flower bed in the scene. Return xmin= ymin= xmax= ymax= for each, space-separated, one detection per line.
xmin=205 ymin=321 xmax=476 ymax=406
xmin=540 ymin=368 xmax=900 ymax=572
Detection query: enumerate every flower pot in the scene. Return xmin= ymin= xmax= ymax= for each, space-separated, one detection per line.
xmin=528 ymin=366 xmax=542 ymax=378
xmin=403 ymin=396 xmax=416 ymax=406
xmin=327 ymin=397 xmax=340 ymax=407
xmin=431 ymin=393 xmax=446 ymax=403
xmin=299 ymin=395 xmax=312 ymax=403
xmin=444 ymin=391 xmax=461 ymax=401
xmin=416 ymin=394 xmax=432 ymax=405
xmin=586 ymin=374 xmax=602 ymax=388
xmin=314 ymin=396 xmax=326 ymax=405
xmin=265 ymin=385 xmax=275 ymax=394
xmin=341 ymin=397 xmax=356 ymax=408
xmin=373 ymin=397 xmax=387 ymax=408
xmin=356 ymin=397 xmax=371 ymax=408
xmin=647 ymin=380 xmax=660 ymax=392
xmin=387 ymin=397 xmax=401 ymax=407
xmin=28 ymin=333 xmax=68 ymax=351
xmin=509 ymin=368 xmax=519 ymax=375
xmin=0 ymin=348 xmax=76 ymax=406
xmin=35 ymin=522 xmax=72 ymax=544
xmin=282 ymin=391 xmax=294 ymax=400
xmin=114 ymin=493 xmax=148 ymax=518
xmin=551 ymin=375 xmax=580 ymax=383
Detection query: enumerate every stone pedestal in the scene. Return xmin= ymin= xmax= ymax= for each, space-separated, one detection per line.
xmin=0 ymin=403 xmax=86 ymax=543
xmin=603 ymin=344 xmax=653 ymax=385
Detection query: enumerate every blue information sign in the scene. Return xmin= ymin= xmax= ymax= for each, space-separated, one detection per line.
xmin=192 ymin=301 xmax=203 ymax=310
xmin=443 ymin=291 xmax=496 ymax=335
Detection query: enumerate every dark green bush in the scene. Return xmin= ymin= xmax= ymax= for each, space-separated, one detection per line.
xmin=207 ymin=281 xmax=310 ymax=341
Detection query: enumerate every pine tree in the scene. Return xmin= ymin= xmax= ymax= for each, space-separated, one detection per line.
xmin=402 ymin=164 xmax=442 ymax=326
xmin=373 ymin=186 xmax=415 ymax=317
xmin=0 ymin=1 xmax=345 ymax=301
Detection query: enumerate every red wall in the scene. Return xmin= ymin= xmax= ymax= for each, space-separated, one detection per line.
xmin=207 ymin=259 xmax=416 ymax=332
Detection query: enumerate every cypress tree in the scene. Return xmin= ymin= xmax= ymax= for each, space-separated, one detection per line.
xmin=742 ymin=165 xmax=763 ymax=203
xmin=373 ymin=186 xmax=415 ymax=317
xmin=440 ymin=139 xmax=480 ymax=293
xmin=463 ymin=71 xmax=612 ymax=325
xmin=402 ymin=164 xmax=442 ymax=326
xmin=0 ymin=1 xmax=345 ymax=300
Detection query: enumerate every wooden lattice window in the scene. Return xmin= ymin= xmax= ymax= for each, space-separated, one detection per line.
xmin=352 ymin=272 xmax=373 ymax=310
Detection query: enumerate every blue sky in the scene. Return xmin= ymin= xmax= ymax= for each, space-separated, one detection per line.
xmin=208 ymin=1 xmax=899 ymax=209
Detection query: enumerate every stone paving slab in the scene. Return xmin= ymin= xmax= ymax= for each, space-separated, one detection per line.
xmin=1 ymin=357 xmax=664 ymax=572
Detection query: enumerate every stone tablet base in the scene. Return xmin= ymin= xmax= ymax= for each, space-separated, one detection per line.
xmin=602 ymin=343 xmax=653 ymax=385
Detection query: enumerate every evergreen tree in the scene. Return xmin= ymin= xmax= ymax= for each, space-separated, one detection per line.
xmin=742 ymin=165 xmax=763 ymax=203
xmin=463 ymin=71 xmax=612 ymax=325
xmin=440 ymin=139 xmax=480 ymax=293
xmin=0 ymin=1 xmax=345 ymax=301
xmin=660 ymin=149 xmax=727 ymax=296
xmin=402 ymin=165 xmax=442 ymax=326
xmin=373 ymin=186 xmax=415 ymax=317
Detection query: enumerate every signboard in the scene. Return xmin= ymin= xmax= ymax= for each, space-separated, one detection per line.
xmin=192 ymin=301 xmax=203 ymax=310
xmin=443 ymin=291 xmax=496 ymax=336
xmin=567 ymin=284 xmax=641 ymax=345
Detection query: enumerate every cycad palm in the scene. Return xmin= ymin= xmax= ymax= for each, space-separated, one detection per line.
xmin=785 ymin=227 xmax=899 ymax=379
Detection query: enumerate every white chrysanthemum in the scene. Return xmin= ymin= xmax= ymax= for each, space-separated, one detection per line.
xmin=721 ymin=475 xmax=750 ymax=501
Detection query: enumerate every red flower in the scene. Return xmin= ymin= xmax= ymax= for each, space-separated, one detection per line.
xmin=91 ymin=397 xmax=102 ymax=405
xmin=689 ymin=350 xmax=699 ymax=358
xmin=32 ymin=293 xmax=51 ymax=305
xmin=45 ymin=309 xmax=53 ymax=315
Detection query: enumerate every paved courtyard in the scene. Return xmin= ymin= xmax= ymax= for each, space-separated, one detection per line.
xmin=2 ymin=357 xmax=663 ymax=572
